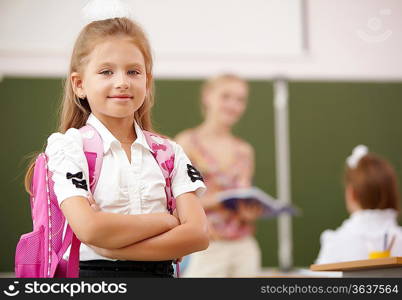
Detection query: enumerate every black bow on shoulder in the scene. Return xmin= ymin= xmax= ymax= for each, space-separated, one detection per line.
xmin=187 ymin=164 xmax=204 ymax=183
xmin=66 ymin=172 xmax=83 ymax=180
xmin=66 ymin=171 xmax=87 ymax=191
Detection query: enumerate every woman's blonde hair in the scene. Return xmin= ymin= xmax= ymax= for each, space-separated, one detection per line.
xmin=25 ymin=17 xmax=155 ymax=193
xmin=200 ymin=73 xmax=248 ymax=117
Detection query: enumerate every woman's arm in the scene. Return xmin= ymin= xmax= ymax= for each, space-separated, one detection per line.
xmin=198 ymin=191 xmax=221 ymax=210
xmin=235 ymin=143 xmax=264 ymax=222
xmin=175 ymin=131 xmax=219 ymax=210
xmin=60 ymin=196 xmax=179 ymax=249
xmin=236 ymin=142 xmax=255 ymax=188
xmin=90 ymin=191 xmax=209 ymax=261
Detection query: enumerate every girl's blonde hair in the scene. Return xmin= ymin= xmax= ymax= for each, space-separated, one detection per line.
xmin=25 ymin=17 xmax=155 ymax=193
xmin=200 ymin=73 xmax=248 ymax=116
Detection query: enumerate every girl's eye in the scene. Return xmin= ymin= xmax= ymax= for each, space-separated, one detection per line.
xmin=128 ymin=70 xmax=140 ymax=75
xmin=100 ymin=70 xmax=113 ymax=75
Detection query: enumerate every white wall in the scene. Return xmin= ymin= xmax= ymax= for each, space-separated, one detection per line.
xmin=0 ymin=0 xmax=401 ymax=80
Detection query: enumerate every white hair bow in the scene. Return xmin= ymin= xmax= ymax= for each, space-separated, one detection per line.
xmin=346 ymin=145 xmax=369 ymax=168
xmin=83 ymin=0 xmax=131 ymax=23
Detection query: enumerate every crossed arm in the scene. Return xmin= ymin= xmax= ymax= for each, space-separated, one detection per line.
xmin=88 ymin=192 xmax=209 ymax=260
xmin=60 ymin=196 xmax=179 ymax=249
xmin=60 ymin=191 xmax=209 ymax=259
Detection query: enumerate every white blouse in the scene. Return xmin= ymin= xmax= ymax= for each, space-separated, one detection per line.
xmin=315 ymin=209 xmax=402 ymax=264
xmin=45 ymin=114 xmax=206 ymax=261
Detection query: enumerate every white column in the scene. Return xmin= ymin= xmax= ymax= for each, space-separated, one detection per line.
xmin=273 ymin=79 xmax=293 ymax=270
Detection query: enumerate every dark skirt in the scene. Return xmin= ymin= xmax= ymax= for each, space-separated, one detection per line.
xmin=79 ymin=259 xmax=174 ymax=278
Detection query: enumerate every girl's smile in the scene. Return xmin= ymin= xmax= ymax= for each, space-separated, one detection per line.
xmin=107 ymin=94 xmax=134 ymax=102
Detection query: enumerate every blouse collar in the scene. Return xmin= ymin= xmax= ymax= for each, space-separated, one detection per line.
xmin=86 ymin=113 xmax=153 ymax=154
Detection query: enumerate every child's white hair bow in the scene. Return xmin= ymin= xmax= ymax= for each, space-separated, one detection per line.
xmin=83 ymin=0 xmax=131 ymax=23
xmin=346 ymin=145 xmax=369 ymax=168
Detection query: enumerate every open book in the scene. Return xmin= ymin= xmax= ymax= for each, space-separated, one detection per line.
xmin=216 ymin=187 xmax=298 ymax=219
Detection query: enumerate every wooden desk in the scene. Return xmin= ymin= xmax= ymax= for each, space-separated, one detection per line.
xmin=310 ymin=257 xmax=402 ymax=277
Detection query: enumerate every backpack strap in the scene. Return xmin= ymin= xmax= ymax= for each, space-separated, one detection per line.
xmin=80 ymin=124 xmax=104 ymax=192
xmin=143 ymin=131 xmax=181 ymax=278
xmin=143 ymin=131 xmax=176 ymax=213
xmin=53 ymin=125 xmax=104 ymax=277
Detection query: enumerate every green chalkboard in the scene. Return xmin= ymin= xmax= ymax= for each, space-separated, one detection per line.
xmin=1 ymin=78 xmax=401 ymax=272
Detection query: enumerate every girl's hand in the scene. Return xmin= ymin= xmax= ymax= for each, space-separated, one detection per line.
xmin=237 ymin=201 xmax=264 ymax=223
xmin=171 ymin=209 xmax=181 ymax=225
xmin=87 ymin=194 xmax=101 ymax=212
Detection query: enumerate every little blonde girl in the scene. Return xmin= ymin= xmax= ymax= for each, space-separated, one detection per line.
xmin=24 ymin=17 xmax=208 ymax=278
xmin=315 ymin=145 xmax=402 ymax=264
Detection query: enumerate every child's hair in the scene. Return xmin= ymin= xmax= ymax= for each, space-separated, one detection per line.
xmin=24 ymin=17 xmax=155 ymax=193
xmin=200 ymin=73 xmax=248 ymax=116
xmin=344 ymin=153 xmax=400 ymax=211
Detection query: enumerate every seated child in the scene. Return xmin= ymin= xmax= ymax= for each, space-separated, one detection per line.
xmin=315 ymin=145 xmax=402 ymax=264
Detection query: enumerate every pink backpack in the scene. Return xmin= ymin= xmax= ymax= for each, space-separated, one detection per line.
xmin=15 ymin=124 xmax=177 ymax=278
